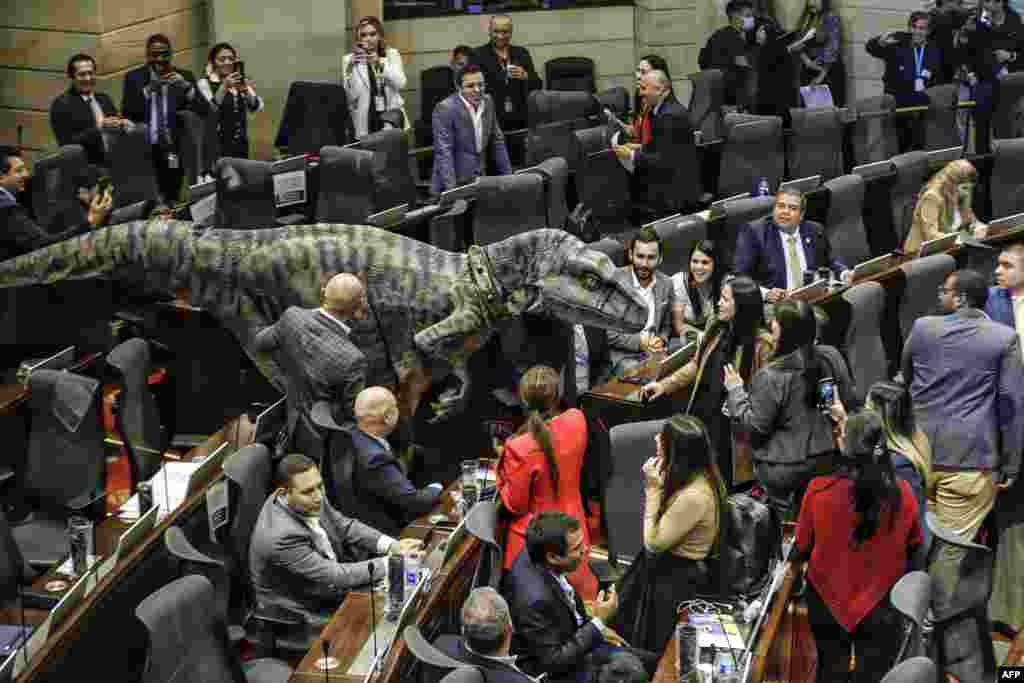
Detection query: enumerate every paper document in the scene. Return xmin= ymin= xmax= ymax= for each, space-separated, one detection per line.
xmin=118 ymin=461 xmax=201 ymax=521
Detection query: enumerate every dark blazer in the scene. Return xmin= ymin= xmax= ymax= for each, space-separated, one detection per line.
xmin=0 ymin=193 xmax=89 ymax=262
xmin=503 ymin=551 xmax=602 ymax=682
xmin=986 ymin=286 xmax=1016 ymax=329
xmin=734 ymin=218 xmax=847 ymax=291
xmin=430 ymin=93 xmax=512 ymax=195
xmin=469 ymin=43 xmax=542 ymax=131
xmin=120 ymin=64 xmax=203 ymax=124
xmin=865 ymin=34 xmax=946 ymax=106
xmin=605 ymin=268 xmax=675 ymax=368
xmin=434 ymin=635 xmax=537 ymax=683
xmin=49 ymin=89 xmax=118 ymax=164
xmin=350 ymin=428 xmax=440 ymax=536
xmin=633 ymin=96 xmax=695 ymax=213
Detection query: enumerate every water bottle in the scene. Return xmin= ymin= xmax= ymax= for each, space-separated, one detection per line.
xmin=714 ymin=648 xmax=737 ymax=680
xmin=404 ymin=552 xmax=421 ymax=599
xmin=757 ymin=178 xmax=770 ymax=197
xmin=386 ymin=554 xmax=404 ymax=621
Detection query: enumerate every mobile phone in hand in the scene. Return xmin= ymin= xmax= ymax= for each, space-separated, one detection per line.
xmin=235 ymin=60 xmax=245 ymax=80
xmin=817 ymin=377 xmax=836 ymax=413
xmin=96 ymin=176 xmax=113 ymax=195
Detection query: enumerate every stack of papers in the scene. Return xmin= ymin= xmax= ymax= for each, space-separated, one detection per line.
xmin=117 ymin=461 xmax=201 ymax=521
xmin=690 ymin=613 xmax=746 ymax=651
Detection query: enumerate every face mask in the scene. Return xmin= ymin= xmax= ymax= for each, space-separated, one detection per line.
xmin=742 ymin=16 xmax=756 ymax=31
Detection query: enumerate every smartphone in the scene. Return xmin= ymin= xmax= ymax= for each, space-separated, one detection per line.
xmin=817 ymin=377 xmax=836 ymax=412
xmin=235 ymin=60 xmax=245 ymax=80
xmin=96 ymin=176 xmax=113 ymax=195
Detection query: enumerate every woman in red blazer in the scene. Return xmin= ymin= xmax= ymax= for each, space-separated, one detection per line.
xmin=497 ymin=365 xmax=597 ymax=600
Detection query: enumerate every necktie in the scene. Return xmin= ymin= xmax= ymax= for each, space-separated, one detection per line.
xmin=86 ymin=96 xmax=104 ymax=127
xmin=786 ymin=234 xmax=802 ymax=290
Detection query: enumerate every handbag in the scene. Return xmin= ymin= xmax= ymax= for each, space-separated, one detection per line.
xmin=799 ymin=84 xmax=834 ymax=109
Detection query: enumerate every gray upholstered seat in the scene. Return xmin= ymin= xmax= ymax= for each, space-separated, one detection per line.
xmin=606 ymin=419 xmax=665 ymax=564
xmin=30 ymin=145 xmax=88 ymax=231
xmin=575 ymin=150 xmax=633 ymax=236
xmin=465 ymin=500 xmax=503 ymax=590
xmin=687 ymin=69 xmax=726 ymax=141
xmin=519 ymin=156 xmax=569 ymax=231
xmin=571 ymin=125 xmax=610 ymax=175
xmin=107 ymin=125 xmax=162 ymax=207
xmin=544 ymin=57 xmax=596 ymax=93
xmin=991 ymin=137 xmax=1024 ymax=218
xmin=472 ymin=174 xmax=547 ymax=246
xmin=850 ymin=95 xmax=898 ymax=165
xmin=136 ymin=574 xmax=292 ymax=683
xmin=921 ymin=84 xmax=961 ymax=151
xmin=823 ymin=174 xmax=871 ymax=267
xmin=527 ymin=89 xmax=598 ymax=128
xmin=992 ymin=72 xmax=1024 ymax=139
xmin=719 ymin=195 xmax=775 ymax=272
xmin=316 ymin=146 xmax=377 ymax=224
xmin=890 ymin=151 xmax=930 ymax=245
xmin=788 ymin=107 xmax=845 ymax=180
xmin=718 ymin=113 xmax=784 ymax=199
xmin=107 ymin=338 xmax=165 ymax=490
xmin=841 ymin=282 xmax=888 ymax=404
xmin=879 ymin=657 xmax=936 ymax=683
xmin=214 ymin=157 xmax=277 ymax=229
xmin=897 ymin=254 xmax=955 ymax=340
xmin=352 ymin=128 xmax=418 ymax=211
xmin=890 ymin=571 xmax=932 ymax=663
xmin=651 ymin=212 xmax=708 ymax=279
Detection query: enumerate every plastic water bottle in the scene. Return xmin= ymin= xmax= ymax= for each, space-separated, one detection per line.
xmin=404 ymin=552 xmax=421 ymax=599
xmin=386 ymin=554 xmax=404 ymax=621
xmin=757 ymin=178 xmax=771 ymax=197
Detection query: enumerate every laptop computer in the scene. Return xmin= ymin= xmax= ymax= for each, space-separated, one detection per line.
xmin=367 ymin=204 xmax=409 ymax=228
xmin=851 ymin=160 xmax=893 ymax=180
xmin=918 ymin=232 xmax=960 ymax=257
xmin=986 ymin=212 xmax=1024 ymax=237
xmin=851 ymin=252 xmax=900 ymax=283
xmin=779 ymin=175 xmax=822 ymax=195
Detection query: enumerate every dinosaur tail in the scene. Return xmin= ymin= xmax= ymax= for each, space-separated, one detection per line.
xmin=0 ymin=218 xmax=198 ymax=291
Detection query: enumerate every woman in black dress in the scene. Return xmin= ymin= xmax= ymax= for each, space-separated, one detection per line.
xmin=197 ymin=42 xmax=264 ymax=161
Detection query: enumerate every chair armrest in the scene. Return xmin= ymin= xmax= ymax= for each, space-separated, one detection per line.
xmin=589 ymin=558 xmax=623 ymax=588
xmin=250 ymin=603 xmax=305 ymax=628
xmin=66 ymin=489 xmax=105 ymax=514
xmin=0 ymin=466 xmax=14 ymax=487
xmin=164 ymin=526 xmax=224 ymax=567
xmin=429 ymin=199 xmax=470 ymax=252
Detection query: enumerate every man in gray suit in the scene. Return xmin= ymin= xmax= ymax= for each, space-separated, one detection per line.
xmin=606 ymin=227 xmax=679 ymax=375
xmin=249 ymin=453 xmax=423 ymax=629
xmin=902 ymin=270 xmax=1024 ymax=621
xmin=430 ymin=63 xmax=512 ymax=196
xmin=253 ymin=273 xmax=369 ymax=449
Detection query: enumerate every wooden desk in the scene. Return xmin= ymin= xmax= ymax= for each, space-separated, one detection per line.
xmin=12 ymin=415 xmax=257 ymax=682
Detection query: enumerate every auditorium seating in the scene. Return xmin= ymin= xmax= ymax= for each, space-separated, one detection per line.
xmin=841 ymin=281 xmax=888 ymax=403
xmin=787 ymin=107 xmax=845 ymax=181
xmin=30 ymin=145 xmax=88 ymax=232
xmin=527 ymin=90 xmax=598 ymax=128
xmin=718 ymin=113 xmax=784 ymax=199
xmin=890 ymin=571 xmax=932 ymax=663
xmin=649 ymin=212 xmax=708 ymax=278
xmin=823 ymin=174 xmax=871 ymax=268
xmin=544 ymin=57 xmax=596 ymax=93
xmin=518 ymin=156 xmax=570 ymax=231
xmin=992 ymin=72 xmax=1024 ymax=140
xmin=921 ymin=84 xmax=962 ymax=152
xmin=107 ymin=338 xmax=165 ymax=492
xmin=605 ymin=419 xmax=665 ymax=565
xmin=274 ymin=81 xmax=353 ymax=156
xmin=849 ymin=95 xmax=898 ymax=165
xmin=889 ymin=151 xmax=930 ymax=246
xmin=353 ymin=128 xmax=419 ymax=211
xmin=214 ymin=157 xmax=278 ymax=229
xmin=687 ymin=69 xmax=726 ymax=141
xmin=991 ymin=138 xmax=1024 ymax=219
xmin=472 ymin=173 xmax=547 ymax=246
xmin=316 ymin=146 xmax=378 ymax=224
xmin=107 ymin=126 xmax=163 ymax=209
xmin=897 ymin=254 xmax=955 ymax=341
xmin=718 ymin=195 xmax=775 ymax=272
xmin=574 ymin=149 xmax=633 ymax=236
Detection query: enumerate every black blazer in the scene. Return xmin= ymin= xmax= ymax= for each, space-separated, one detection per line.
xmin=0 ymin=200 xmax=88 ymax=262
xmin=734 ymin=217 xmax=847 ymax=291
xmin=120 ymin=65 xmax=203 ymax=124
xmin=634 ymin=96 xmax=695 ymax=212
xmin=49 ymin=89 xmax=117 ymax=164
xmin=469 ymin=43 xmax=542 ymax=130
xmin=865 ymin=34 xmax=947 ymax=105
xmin=503 ymin=551 xmax=601 ymax=682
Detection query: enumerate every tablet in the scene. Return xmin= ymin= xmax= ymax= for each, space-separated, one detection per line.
xmin=657 ymin=342 xmax=698 ymax=380
xmin=779 ymin=175 xmax=822 ymax=195
xmin=918 ymin=232 xmax=959 ymax=257
xmin=851 ymin=252 xmax=900 ymax=282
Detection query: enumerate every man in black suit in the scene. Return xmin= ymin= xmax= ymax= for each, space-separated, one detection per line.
xmin=612 ymin=69 xmax=695 ymax=214
xmin=0 ymin=146 xmax=111 ymax=261
xmin=733 ymin=188 xmax=850 ymax=303
xmin=700 ymin=0 xmax=755 ymax=107
xmin=49 ymin=54 xmax=130 ymax=166
xmin=470 ymin=15 xmax=542 ymax=136
xmin=502 ymin=512 xmax=649 ymax=683
xmin=120 ymin=33 xmax=206 ymax=203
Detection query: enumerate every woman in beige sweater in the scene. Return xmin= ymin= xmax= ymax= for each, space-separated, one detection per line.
xmin=904 ymin=159 xmax=988 ymax=254
xmin=610 ymin=414 xmax=726 ymax=652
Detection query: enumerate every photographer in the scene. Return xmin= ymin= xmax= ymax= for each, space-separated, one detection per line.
xmin=342 ymin=16 xmax=408 ymax=140
xmin=197 ymin=43 xmax=264 ymax=160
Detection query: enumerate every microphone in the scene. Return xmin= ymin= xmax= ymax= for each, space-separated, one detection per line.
xmin=322 ymin=639 xmax=331 ymax=683
xmin=367 ymin=561 xmax=379 ymax=660
xmin=17 ymin=566 xmax=30 ymax=669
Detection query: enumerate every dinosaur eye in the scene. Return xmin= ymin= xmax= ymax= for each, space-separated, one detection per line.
xmin=581 ymin=274 xmax=600 ymax=291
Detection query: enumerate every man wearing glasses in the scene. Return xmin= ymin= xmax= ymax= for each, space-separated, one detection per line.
xmin=430 ymin=63 xmax=512 ymax=196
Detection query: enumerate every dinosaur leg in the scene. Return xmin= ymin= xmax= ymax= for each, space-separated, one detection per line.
xmin=414 ymin=306 xmax=487 ymax=422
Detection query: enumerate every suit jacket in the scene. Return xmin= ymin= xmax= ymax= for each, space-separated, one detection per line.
xmin=606 ymin=268 xmax=675 ymax=367
xmin=0 ymin=193 xmax=89 ymax=262
xmin=734 ymin=218 xmax=847 ymax=291
xmin=434 ymin=635 xmax=537 ymax=683
xmin=49 ymin=89 xmax=117 ymax=164
xmin=865 ymin=35 xmax=946 ymax=106
xmin=902 ymin=309 xmax=1024 ymax=475
xmin=503 ymin=551 xmax=602 ymax=682
xmin=253 ymin=307 xmax=367 ymax=443
xmin=430 ymin=93 xmax=512 ymax=195
xmin=469 ymin=43 xmax=542 ymax=131
xmin=120 ymin=64 xmax=205 ymax=125
xmin=350 ymin=428 xmax=440 ymax=536
xmin=249 ymin=494 xmax=388 ymax=623
xmin=633 ymin=96 xmax=695 ymax=212
xmin=986 ymin=286 xmax=1016 ymax=328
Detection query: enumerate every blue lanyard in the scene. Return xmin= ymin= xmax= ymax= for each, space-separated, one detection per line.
xmin=914 ymin=46 xmax=925 ymax=78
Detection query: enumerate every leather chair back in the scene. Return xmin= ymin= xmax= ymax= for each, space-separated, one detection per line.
xmin=222 ymin=443 xmax=275 ymax=596
xmin=841 ymin=282 xmax=888 ymax=404
xmin=518 ymin=156 xmax=569 ymax=230
xmin=576 ymin=150 xmax=632 ymax=230
xmin=107 ymin=338 xmax=164 ymax=489
xmin=788 ymin=107 xmax=845 ymax=180
xmin=214 ymin=157 xmax=277 ymax=229
xmin=606 ymin=419 xmax=665 ymax=563
xmin=720 ymin=195 xmax=775 ymax=273
xmin=420 ymin=66 xmax=457 ymax=125
xmin=991 ymin=137 xmax=1024 ymax=218
xmin=544 ymin=57 xmax=596 ymax=93
xmin=472 ymin=174 xmax=547 ymax=246
xmin=993 ymin=72 xmax=1024 ymax=139
xmin=890 ymin=150 xmax=930 ymax=245
xmin=651 ymin=212 xmax=708 ymax=279
xmin=588 ymin=237 xmax=626 ymax=266
xmin=570 ymin=125 xmax=610 ymax=175
xmin=526 ymin=118 xmax=579 ymax=168
xmin=595 ymin=86 xmax=629 ymax=116
xmin=891 ymin=571 xmax=933 ymax=663
xmin=527 ymin=90 xmax=598 ymax=128
xmin=175 ymin=110 xmax=207 ymax=185
xmin=316 ymin=146 xmax=377 ymax=223
xmin=465 ymin=500 xmax=504 ymax=590
xmin=108 ymin=126 xmax=161 ymax=208
xmin=353 ymin=128 xmax=417 ymax=210
xmin=823 ymin=174 xmax=871 ymax=267
xmin=719 ymin=113 xmax=784 ymax=199
xmin=686 ymin=69 xmax=726 ymax=141
xmin=898 ymin=254 xmax=955 ymax=340
xmin=274 ymin=81 xmax=352 ymax=156
xmin=850 ymin=95 xmax=898 ymax=165
xmin=922 ymin=84 xmax=962 ymax=152
xmin=879 ymin=658 xmax=937 ymax=683
xmin=30 ymin=145 xmax=88 ymax=232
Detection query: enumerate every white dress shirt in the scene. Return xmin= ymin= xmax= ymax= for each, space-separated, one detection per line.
xmin=631 ymin=267 xmax=657 ymax=332
xmin=459 ymin=94 xmax=486 ymax=155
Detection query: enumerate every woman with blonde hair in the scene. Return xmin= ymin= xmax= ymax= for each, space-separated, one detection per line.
xmin=342 ymin=16 xmax=408 ymax=139
xmin=497 ymin=365 xmax=597 ymax=599
xmin=905 ymin=159 xmax=989 ymax=253
xmin=794 ymin=0 xmax=847 ymax=106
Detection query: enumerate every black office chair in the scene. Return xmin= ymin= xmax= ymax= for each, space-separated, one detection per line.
xmin=107 ymin=125 xmax=162 ymax=208
xmin=464 ymin=500 xmax=504 ymax=590
xmin=575 ymin=149 xmax=633 ymax=237
xmin=472 ymin=174 xmax=547 ymax=246
xmin=879 ymin=657 xmax=937 ymax=683
xmin=0 ymin=507 xmax=50 ymax=610
xmin=921 ymin=84 xmax=962 ymax=152
xmin=527 ymin=90 xmax=599 ymax=128
xmin=419 ymin=66 xmax=458 ymax=128
xmin=526 ymin=118 xmax=580 ymax=169
xmin=315 ymin=146 xmax=378 ymax=223
xmin=405 ymin=624 xmax=468 ymax=669
xmin=788 ymin=107 xmax=845 ymax=181
xmin=841 ymin=282 xmax=888 ymax=405
xmin=687 ymin=69 xmax=726 ymax=142
xmin=107 ymin=338 xmax=165 ymax=493
xmin=850 ymin=95 xmax=898 ymax=165
xmin=570 ymin=125 xmax=610 ymax=177
xmin=719 ymin=195 xmax=775 ymax=273
xmin=603 ymin=419 xmax=665 ymax=569
xmin=352 ymin=128 xmax=419 ymax=210
xmin=274 ymin=81 xmax=353 ymax=156
xmin=136 ymin=574 xmax=292 ymax=683
xmin=890 ymin=571 xmax=933 ymax=664
xmin=428 ymin=199 xmax=471 ymax=252
xmin=30 ymin=145 xmax=88 ymax=233
xmin=11 ymin=369 xmax=106 ymax=569
xmin=595 ymin=86 xmax=629 ymax=117
xmin=889 ymin=150 xmax=930 ymax=246
xmin=823 ymin=174 xmax=871 ymax=267
xmin=214 ymin=158 xmax=277 ymax=229
xmin=176 ymin=110 xmax=208 ymax=185
xmin=897 ymin=254 xmax=955 ymax=341
xmin=718 ymin=113 xmax=784 ymax=199
xmin=650 ymin=212 xmax=708 ymax=279
xmin=544 ymin=57 xmax=596 ymax=93
xmin=518 ymin=156 xmax=569 ymax=231
xmin=164 ymin=525 xmax=232 ymax=631
xmin=992 ymin=72 xmax=1024 ymax=140
xmin=991 ymin=137 xmax=1024 ymax=219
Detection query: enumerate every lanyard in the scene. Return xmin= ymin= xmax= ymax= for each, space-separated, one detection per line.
xmin=913 ymin=46 xmax=925 ymax=78
xmin=149 ymin=85 xmax=168 ymax=143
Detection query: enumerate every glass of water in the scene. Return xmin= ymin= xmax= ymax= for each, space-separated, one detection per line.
xmin=461 ymin=459 xmax=480 ymax=510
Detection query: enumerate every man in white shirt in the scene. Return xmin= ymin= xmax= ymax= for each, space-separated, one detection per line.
xmin=987 ymin=242 xmax=1024 ymax=354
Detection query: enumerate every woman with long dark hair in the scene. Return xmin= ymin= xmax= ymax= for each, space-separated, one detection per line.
xmin=497 ymin=365 xmax=597 ymax=599
xmin=795 ymin=0 xmax=847 ymax=106
xmin=725 ymin=299 xmax=853 ymax=515
xmin=642 ymin=276 xmax=775 ymax=486
xmin=670 ymin=239 xmax=724 ymax=341
xmin=611 ymin=414 xmax=726 ymax=653
xmin=795 ymin=411 xmax=923 ymax=683
xmin=197 ymin=42 xmax=264 ymax=160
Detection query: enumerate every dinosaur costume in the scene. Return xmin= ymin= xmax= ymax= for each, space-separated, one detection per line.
xmin=0 ymin=220 xmax=648 ymax=419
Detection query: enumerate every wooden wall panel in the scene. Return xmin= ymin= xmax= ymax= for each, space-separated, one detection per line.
xmin=97 ymin=5 xmax=207 ymax=75
xmin=4 ymin=1 xmax=103 ymax=34
xmin=0 ymin=29 xmax=99 ymax=71
xmin=98 ymin=0 xmax=198 ymax=33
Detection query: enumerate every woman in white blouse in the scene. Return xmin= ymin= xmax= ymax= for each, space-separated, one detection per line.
xmin=342 ymin=17 xmax=408 ymax=140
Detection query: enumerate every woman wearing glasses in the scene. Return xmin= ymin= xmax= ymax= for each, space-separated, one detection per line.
xmin=342 ymin=16 xmax=408 ymax=139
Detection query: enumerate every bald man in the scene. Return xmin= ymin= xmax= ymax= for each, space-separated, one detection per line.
xmin=470 ymin=15 xmax=541 ymax=134
xmin=349 ymin=386 xmax=443 ymax=535
xmin=254 ymin=273 xmax=369 ymax=450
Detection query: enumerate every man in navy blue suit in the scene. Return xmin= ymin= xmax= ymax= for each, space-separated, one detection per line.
xmin=733 ymin=188 xmax=849 ymax=304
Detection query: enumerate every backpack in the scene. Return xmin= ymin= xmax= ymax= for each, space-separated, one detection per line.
xmin=715 ymin=491 xmax=781 ymax=598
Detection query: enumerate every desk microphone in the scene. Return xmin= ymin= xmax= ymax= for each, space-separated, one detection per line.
xmin=602 ymin=107 xmax=631 ymax=143
xmin=321 ymin=638 xmax=331 ymax=683
xmin=17 ymin=568 xmax=29 ymax=669
xmin=16 ymin=125 xmax=23 ymax=152
xmin=367 ymin=561 xmax=379 ymax=659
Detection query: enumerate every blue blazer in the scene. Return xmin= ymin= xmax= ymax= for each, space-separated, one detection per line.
xmin=986 ymin=286 xmax=1016 ymax=329
xmin=865 ymin=34 xmax=946 ymax=106
xmin=734 ymin=218 xmax=847 ymax=290
xmin=430 ymin=93 xmax=512 ymax=195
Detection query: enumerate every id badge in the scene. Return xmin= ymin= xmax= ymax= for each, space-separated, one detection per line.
xmin=166 ymin=152 xmax=179 ymax=169
xmin=915 ymin=77 xmax=925 ymax=92
xmin=374 ymin=95 xmax=386 ymax=112
xmin=504 ymin=98 xmax=513 ymax=114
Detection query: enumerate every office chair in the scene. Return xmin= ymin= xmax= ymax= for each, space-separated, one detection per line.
xmin=544 ymin=57 xmax=596 ymax=93
xmin=823 ymin=174 xmax=871 ymax=267
xmin=518 ymin=156 xmax=569 ymax=231
xmin=472 ymin=174 xmax=547 ymax=246
xmin=352 ymin=128 xmax=418 ymax=211
xmin=649 ymin=212 xmax=708 ymax=279
xmin=214 ymin=158 xmax=278 ymax=229
xmin=889 ymin=151 xmax=929 ymax=246
xmin=176 ymin=110 xmax=208 ymax=185
xmin=574 ymin=149 xmax=633 ymax=237
xmin=719 ymin=195 xmax=775 ymax=273
xmin=897 ymin=254 xmax=955 ymax=340
xmin=850 ymin=95 xmax=898 ymax=165
xmin=602 ymin=419 xmax=666 ymax=569
xmin=527 ymin=90 xmax=599 ymax=128
xmin=315 ymin=146 xmax=378 ymax=224
xmin=136 ymin=574 xmax=292 ymax=683
xmin=405 ymin=625 xmax=467 ymax=669
xmin=569 ymin=125 xmax=610 ymax=176
xmin=29 ymin=145 xmax=88 ymax=233
xmin=992 ymin=72 xmax=1024 ymax=140
xmin=841 ymin=282 xmax=888 ymax=405
xmin=891 ymin=571 xmax=933 ymax=663
xmin=107 ymin=125 xmax=162 ymax=208
xmin=107 ymin=338 xmax=165 ymax=493
xmin=878 ymin=657 xmax=937 ymax=683
xmin=991 ymin=137 xmax=1024 ymax=219
xmin=718 ymin=113 xmax=784 ymax=199
xmin=274 ymin=81 xmax=353 ymax=156
xmin=464 ymin=500 xmax=504 ymax=591
xmin=921 ymin=84 xmax=962 ymax=152
xmin=595 ymin=86 xmax=629 ymax=116
xmin=686 ymin=69 xmax=726 ymax=142
xmin=788 ymin=107 xmax=845 ymax=181
xmin=11 ymin=369 xmax=106 ymax=569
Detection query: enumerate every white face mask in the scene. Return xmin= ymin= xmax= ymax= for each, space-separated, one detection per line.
xmin=742 ymin=16 xmax=756 ymax=31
